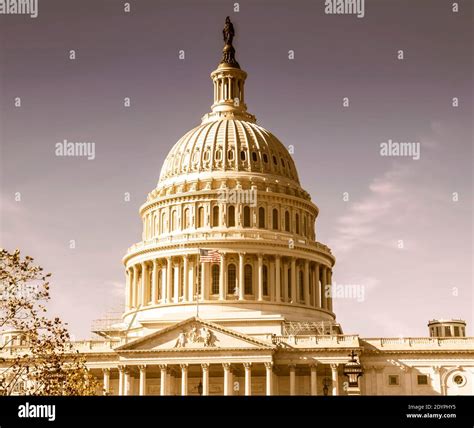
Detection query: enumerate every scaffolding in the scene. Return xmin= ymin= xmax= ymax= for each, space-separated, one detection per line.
xmin=282 ymin=320 xmax=342 ymax=336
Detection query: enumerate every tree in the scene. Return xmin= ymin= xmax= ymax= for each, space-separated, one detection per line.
xmin=0 ymin=248 xmax=99 ymax=395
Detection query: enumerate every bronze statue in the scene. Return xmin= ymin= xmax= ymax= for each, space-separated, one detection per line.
xmin=220 ymin=17 xmax=240 ymax=68
xmin=223 ymin=16 xmax=234 ymax=45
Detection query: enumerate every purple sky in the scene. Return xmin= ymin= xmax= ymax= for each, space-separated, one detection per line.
xmin=1 ymin=0 xmax=472 ymax=339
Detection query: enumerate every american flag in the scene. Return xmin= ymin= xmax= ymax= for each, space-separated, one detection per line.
xmin=199 ymin=249 xmax=221 ymax=262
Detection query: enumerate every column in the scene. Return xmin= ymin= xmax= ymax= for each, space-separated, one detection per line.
xmin=275 ymin=256 xmax=281 ymax=303
xmin=166 ymin=257 xmax=172 ymax=304
xmin=139 ymin=365 xmax=147 ymax=396
xmin=141 ymin=262 xmax=148 ymax=306
xmin=202 ymin=363 xmax=210 ymax=396
xmin=151 ymin=260 xmax=158 ymax=304
xmin=327 ymin=269 xmax=333 ymax=312
xmin=102 ymin=368 xmax=110 ymax=395
xmin=118 ymin=366 xmax=124 ymax=396
xmin=290 ymin=258 xmax=297 ymax=304
xmin=183 ymin=256 xmax=189 ymax=302
xmin=283 ymin=261 xmax=289 ymax=302
xmin=331 ymin=364 xmax=339 ymax=396
xmin=124 ymin=367 xmax=131 ymax=396
xmin=125 ymin=269 xmax=131 ymax=310
xmin=244 ymin=363 xmax=252 ymax=396
xmin=310 ymin=364 xmax=318 ymax=396
xmin=160 ymin=365 xmax=167 ymax=396
xmin=238 ymin=253 xmax=244 ymax=301
xmin=314 ymin=263 xmax=320 ymax=307
xmin=219 ymin=253 xmax=226 ymax=300
xmin=173 ymin=262 xmax=180 ymax=303
xmin=321 ymin=266 xmax=327 ymax=309
xmin=289 ymin=364 xmax=296 ymax=395
xmin=161 ymin=266 xmax=168 ymax=303
xmin=257 ymin=254 xmax=263 ymax=301
xmin=223 ymin=363 xmax=232 ymax=396
xmin=304 ymin=260 xmax=310 ymax=305
xmin=265 ymin=362 xmax=273 ymax=396
xmin=132 ymin=265 xmax=139 ymax=307
xmin=180 ymin=364 xmax=188 ymax=396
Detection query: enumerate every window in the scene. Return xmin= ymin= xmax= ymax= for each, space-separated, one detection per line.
xmin=258 ymin=207 xmax=265 ymax=228
xmin=272 ymin=155 xmax=277 ymax=165
xmin=263 ymin=153 xmax=268 ymax=163
xmin=295 ymin=213 xmax=300 ymax=234
xmin=244 ymin=264 xmax=253 ymax=294
xmin=212 ymin=206 xmax=219 ymax=227
xmin=303 ymin=216 xmax=307 ymax=236
xmin=272 ymin=209 xmax=278 ymax=230
xmin=243 ymin=206 xmax=251 ymax=227
xmin=285 ymin=211 xmax=290 ymax=232
xmin=417 ymin=375 xmax=428 ymax=385
xmin=263 ymin=265 xmax=268 ymax=296
xmin=161 ymin=212 xmax=166 ymax=233
xmin=240 ymin=150 xmax=246 ymax=161
xmin=197 ymin=207 xmax=205 ymax=228
xmin=252 ymin=152 xmax=257 ymax=162
xmin=299 ymin=270 xmax=304 ymax=302
xmin=211 ymin=264 xmax=220 ymax=295
xmin=228 ymin=264 xmax=236 ymax=294
xmin=281 ymin=158 xmax=285 ymax=167
xmin=228 ymin=150 xmax=234 ymax=160
xmin=445 ymin=326 xmax=452 ymax=337
xmin=184 ymin=208 xmax=190 ymax=229
xmin=228 ymin=205 xmax=235 ymax=227
xmin=453 ymin=375 xmax=465 ymax=386
xmin=204 ymin=150 xmax=210 ymax=161
xmin=287 ymin=268 xmax=292 ymax=300
xmin=388 ymin=375 xmax=399 ymax=386
xmin=216 ymin=149 xmax=222 ymax=160
xmin=454 ymin=326 xmax=460 ymax=337
xmin=171 ymin=210 xmax=177 ymax=231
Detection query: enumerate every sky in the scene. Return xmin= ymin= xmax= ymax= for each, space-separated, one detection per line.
xmin=0 ymin=0 xmax=472 ymax=339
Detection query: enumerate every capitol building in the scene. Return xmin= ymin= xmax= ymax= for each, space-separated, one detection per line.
xmin=2 ymin=18 xmax=473 ymax=397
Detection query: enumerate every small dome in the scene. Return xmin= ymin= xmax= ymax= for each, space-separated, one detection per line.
xmin=157 ymin=118 xmax=300 ymax=188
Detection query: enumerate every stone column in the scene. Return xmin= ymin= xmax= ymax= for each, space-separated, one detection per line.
xmin=244 ymin=363 xmax=252 ymax=396
xmin=151 ymin=260 xmax=158 ymax=304
xmin=202 ymin=363 xmax=210 ymax=396
xmin=118 ymin=366 xmax=124 ymax=396
xmin=125 ymin=269 xmax=131 ymax=310
xmin=183 ymin=255 xmax=189 ymax=302
xmin=331 ymin=364 xmax=339 ymax=396
xmin=102 ymin=368 xmax=110 ymax=395
xmin=132 ymin=265 xmax=139 ymax=307
xmin=265 ymin=362 xmax=273 ymax=396
xmin=238 ymin=253 xmax=244 ymax=301
xmin=160 ymin=364 xmax=167 ymax=396
xmin=290 ymin=258 xmax=297 ymax=304
xmin=321 ymin=266 xmax=327 ymax=310
xmin=289 ymin=364 xmax=296 ymax=395
xmin=180 ymin=364 xmax=188 ymax=396
xmin=173 ymin=262 xmax=180 ymax=303
xmin=327 ymin=269 xmax=333 ymax=312
xmin=314 ymin=263 xmax=320 ymax=308
xmin=166 ymin=257 xmax=172 ymax=304
xmin=310 ymin=364 xmax=318 ymax=396
xmin=124 ymin=367 xmax=131 ymax=396
xmin=275 ymin=256 xmax=281 ymax=303
xmin=219 ymin=253 xmax=226 ymax=300
xmin=257 ymin=254 xmax=263 ymax=301
xmin=139 ymin=365 xmax=147 ymax=396
xmin=161 ymin=262 xmax=167 ymax=303
xmin=223 ymin=363 xmax=232 ymax=396
xmin=141 ymin=262 xmax=148 ymax=306
xmin=304 ymin=260 xmax=310 ymax=305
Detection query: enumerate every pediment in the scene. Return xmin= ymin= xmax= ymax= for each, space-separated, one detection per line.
xmin=116 ymin=317 xmax=273 ymax=352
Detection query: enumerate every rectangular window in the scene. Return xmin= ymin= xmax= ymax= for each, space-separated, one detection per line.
xmin=388 ymin=375 xmax=399 ymax=386
xmin=417 ymin=375 xmax=428 ymax=385
xmin=454 ymin=326 xmax=460 ymax=337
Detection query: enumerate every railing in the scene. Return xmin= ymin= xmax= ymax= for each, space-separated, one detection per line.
xmin=272 ymin=334 xmax=360 ymax=347
xmin=364 ymin=337 xmax=474 ymax=348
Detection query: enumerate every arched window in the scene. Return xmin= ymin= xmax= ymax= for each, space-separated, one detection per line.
xmin=227 ymin=264 xmax=236 ymax=294
xmin=258 ymin=207 xmax=265 ymax=228
xmin=161 ymin=211 xmax=166 ymax=234
xmin=272 ymin=209 xmax=279 ymax=230
xmin=211 ymin=264 xmax=220 ymax=295
xmin=244 ymin=264 xmax=253 ymax=294
xmin=171 ymin=210 xmax=177 ymax=231
xmin=295 ymin=213 xmax=300 ymax=234
xmin=285 ymin=210 xmax=290 ymax=232
xmin=299 ymin=270 xmax=304 ymax=302
xmin=243 ymin=206 xmax=251 ymax=227
xmin=263 ymin=265 xmax=268 ymax=296
xmin=212 ymin=205 xmax=219 ymax=227
xmin=184 ymin=208 xmax=190 ymax=229
xmin=228 ymin=205 xmax=235 ymax=227
xmin=198 ymin=207 xmax=204 ymax=228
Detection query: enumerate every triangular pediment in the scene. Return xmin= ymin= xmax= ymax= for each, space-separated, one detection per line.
xmin=116 ymin=317 xmax=273 ymax=352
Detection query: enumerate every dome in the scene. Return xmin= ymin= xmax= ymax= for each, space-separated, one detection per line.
xmin=157 ymin=118 xmax=300 ymax=189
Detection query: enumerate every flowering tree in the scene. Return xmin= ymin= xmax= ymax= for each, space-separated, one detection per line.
xmin=0 ymin=248 xmax=99 ymax=395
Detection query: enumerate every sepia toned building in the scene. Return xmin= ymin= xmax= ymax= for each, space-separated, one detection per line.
xmin=1 ymin=18 xmax=472 ymax=396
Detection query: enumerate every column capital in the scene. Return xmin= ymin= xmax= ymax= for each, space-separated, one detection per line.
xmin=309 ymin=363 xmax=318 ymax=369
xmin=288 ymin=363 xmax=296 ymax=370
xmin=243 ymin=362 xmax=252 ymax=369
xmin=222 ymin=362 xmax=232 ymax=370
xmin=330 ymin=363 xmax=339 ymax=371
xmin=102 ymin=367 xmax=111 ymax=374
xmin=138 ymin=365 xmax=147 ymax=372
xmin=201 ymin=363 xmax=210 ymax=371
xmin=264 ymin=362 xmax=273 ymax=370
xmin=159 ymin=364 xmax=168 ymax=371
xmin=153 ymin=258 xmax=158 ymax=266
xmin=180 ymin=363 xmax=189 ymax=371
